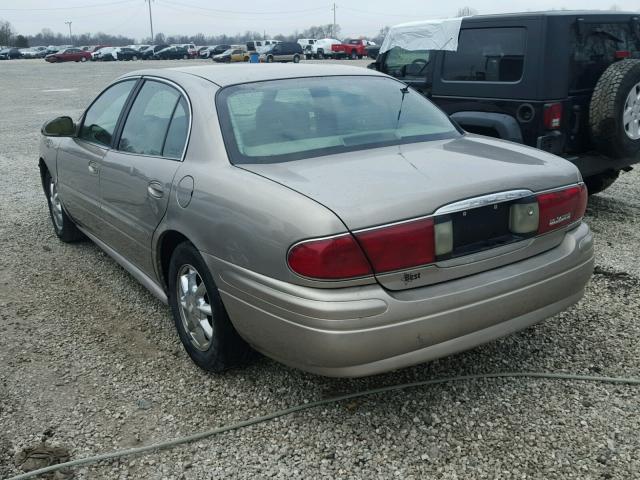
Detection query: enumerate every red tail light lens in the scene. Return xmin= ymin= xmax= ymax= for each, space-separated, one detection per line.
xmin=287 ymin=234 xmax=372 ymax=279
xmin=355 ymin=218 xmax=435 ymax=273
xmin=537 ymin=184 xmax=588 ymax=234
xmin=543 ymin=102 xmax=563 ymax=129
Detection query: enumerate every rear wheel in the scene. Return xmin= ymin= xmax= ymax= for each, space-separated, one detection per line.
xmin=183 ymin=54 xmax=188 ymax=60
xmin=590 ymin=59 xmax=640 ymax=159
xmin=168 ymin=243 xmax=254 ymax=372
xmin=317 ymin=50 xmax=324 ymax=59
xmin=132 ymin=55 xmax=138 ymax=61
xmin=44 ymin=171 xmax=83 ymax=242
xmin=350 ymin=50 xmax=357 ymax=60
xmin=80 ymin=57 xmax=87 ymax=62
xmin=293 ymin=54 xmax=300 ymax=63
xmin=584 ymin=169 xmax=620 ymax=195
xmin=266 ymin=55 xmax=273 ymax=63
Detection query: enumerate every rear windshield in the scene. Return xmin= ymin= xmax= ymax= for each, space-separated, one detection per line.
xmin=570 ymin=22 xmax=640 ymax=90
xmin=442 ymin=27 xmax=526 ymax=82
xmin=216 ymin=76 xmax=459 ymax=164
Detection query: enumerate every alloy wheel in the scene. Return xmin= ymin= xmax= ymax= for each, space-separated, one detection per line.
xmin=176 ymin=264 xmax=214 ymax=351
xmin=623 ymin=81 xmax=640 ymax=140
xmin=49 ymin=177 xmax=63 ymax=231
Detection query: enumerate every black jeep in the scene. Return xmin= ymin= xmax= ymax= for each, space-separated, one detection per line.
xmin=371 ymin=11 xmax=640 ymax=193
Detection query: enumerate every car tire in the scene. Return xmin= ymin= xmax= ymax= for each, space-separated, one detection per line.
xmin=317 ymin=50 xmax=324 ymax=59
xmin=80 ymin=57 xmax=87 ymax=62
xmin=132 ymin=55 xmax=137 ymax=61
xmin=44 ymin=171 xmax=84 ymax=242
xmin=350 ymin=50 xmax=357 ymax=60
xmin=183 ymin=54 xmax=188 ymax=59
xmin=168 ymin=242 xmax=254 ymax=372
xmin=266 ymin=55 xmax=273 ymax=63
xmin=293 ymin=54 xmax=300 ymax=63
xmin=584 ymin=169 xmax=620 ymax=195
xmin=590 ymin=59 xmax=640 ymax=159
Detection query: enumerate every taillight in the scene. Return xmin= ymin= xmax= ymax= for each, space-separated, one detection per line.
xmin=355 ymin=218 xmax=436 ymax=273
xmin=543 ymin=102 xmax=562 ymax=129
xmin=615 ymin=50 xmax=631 ymax=59
xmin=288 ymin=185 xmax=587 ymax=280
xmin=287 ymin=234 xmax=372 ymax=279
xmin=536 ymin=184 xmax=588 ymax=234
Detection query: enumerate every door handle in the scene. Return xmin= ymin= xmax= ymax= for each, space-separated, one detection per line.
xmin=147 ymin=181 xmax=165 ymax=199
xmin=88 ymin=161 xmax=99 ymax=174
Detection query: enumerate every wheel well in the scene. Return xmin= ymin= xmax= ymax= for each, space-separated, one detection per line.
xmin=158 ymin=230 xmax=191 ymax=290
xmin=38 ymin=158 xmax=49 ymax=192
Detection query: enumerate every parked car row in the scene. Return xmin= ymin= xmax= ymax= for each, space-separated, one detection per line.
xmin=5 ymin=37 xmax=377 ymax=63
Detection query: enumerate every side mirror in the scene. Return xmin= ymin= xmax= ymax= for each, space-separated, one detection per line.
xmin=367 ymin=61 xmax=380 ymax=71
xmin=42 ymin=116 xmax=75 ymax=137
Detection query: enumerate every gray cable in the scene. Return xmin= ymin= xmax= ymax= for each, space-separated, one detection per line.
xmin=7 ymin=371 xmax=640 ymax=480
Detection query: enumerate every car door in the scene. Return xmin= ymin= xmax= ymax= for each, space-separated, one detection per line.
xmin=56 ymin=79 xmax=138 ymax=233
xmin=99 ymin=79 xmax=190 ymax=275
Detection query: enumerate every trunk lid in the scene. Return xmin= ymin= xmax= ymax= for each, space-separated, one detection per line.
xmin=242 ymin=135 xmax=581 ymax=289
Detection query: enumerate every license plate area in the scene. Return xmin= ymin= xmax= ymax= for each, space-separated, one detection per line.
xmin=440 ymin=201 xmax=533 ymax=259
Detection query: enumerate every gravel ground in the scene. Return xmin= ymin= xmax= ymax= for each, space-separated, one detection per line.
xmin=1 ymin=59 xmax=639 ymax=480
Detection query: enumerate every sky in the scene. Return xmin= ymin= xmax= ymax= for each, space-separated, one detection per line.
xmin=1 ymin=0 xmax=638 ymax=40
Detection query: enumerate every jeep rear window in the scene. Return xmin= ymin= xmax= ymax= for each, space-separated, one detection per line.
xmin=570 ymin=22 xmax=640 ymax=91
xmin=442 ymin=27 xmax=526 ymax=82
xmin=217 ymin=76 xmax=459 ymax=164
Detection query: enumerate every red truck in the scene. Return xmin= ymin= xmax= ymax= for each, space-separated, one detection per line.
xmin=331 ymin=39 xmax=370 ymax=59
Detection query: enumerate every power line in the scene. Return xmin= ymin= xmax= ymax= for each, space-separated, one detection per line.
xmin=159 ymin=0 xmax=326 ymax=16
xmin=0 ymin=0 xmax=135 ymax=11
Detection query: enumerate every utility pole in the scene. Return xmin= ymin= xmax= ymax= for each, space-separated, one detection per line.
xmin=145 ymin=0 xmax=154 ymax=43
xmin=332 ymin=3 xmax=336 ymax=38
xmin=65 ymin=21 xmax=72 ymax=45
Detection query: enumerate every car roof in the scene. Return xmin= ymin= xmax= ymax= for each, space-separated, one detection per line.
xmin=121 ymin=64 xmax=386 ymax=87
xmin=462 ymin=10 xmax=639 ymax=21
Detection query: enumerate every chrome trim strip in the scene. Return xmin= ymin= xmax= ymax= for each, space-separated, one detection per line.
xmin=78 ymin=226 xmax=168 ymax=304
xmin=434 ymin=189 xmax=534 ymax=215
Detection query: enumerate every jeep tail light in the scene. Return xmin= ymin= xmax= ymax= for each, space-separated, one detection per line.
xmin=543 ymin=103 xmax=562 ymax=129
xmin=287 ymin=234 xmax=372 ymax=279
xmin=615 ymin=50 xmax=631 ymax=59
xmin=355 ymin=218 xmax=436 ymax=273
xmin=536 ymin=184 xmax=588 ymax=234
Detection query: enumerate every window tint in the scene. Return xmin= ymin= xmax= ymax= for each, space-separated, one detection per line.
xmin=79 ymin=80 xmax=136 ymax=147
xmin=218 ymin=76 xmax=459 ymax=164
xmin=162 ymin=97 xmax=190 ymax=159
xmin=442 ymin=28 xmax=526 ymax=82
xmin=570 ymin=22 xmax=640 ymax=90
xmin=118 ymin=80 xmax=181 ymax=156
xmin=383 ymin=47 xmax=430 ymax=78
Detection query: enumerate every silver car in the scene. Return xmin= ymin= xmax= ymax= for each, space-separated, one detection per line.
xmin=39 ymin=65 xmax=594 ymax=377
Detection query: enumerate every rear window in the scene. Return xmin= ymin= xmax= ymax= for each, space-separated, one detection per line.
xmin=217 ymin=76 xmax=459 ymax=164
xmin=570 ymin=22 xmax=640 ymax=90
xmin=442 ymin=27 xmax=526 ymax=82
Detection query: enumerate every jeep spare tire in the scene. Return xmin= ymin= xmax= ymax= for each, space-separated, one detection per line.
xmin=590 ymin=59 xmax=640 ymax=159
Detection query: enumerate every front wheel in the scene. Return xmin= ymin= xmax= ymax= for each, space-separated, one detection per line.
xmin=183 ymin=54 xmax=188 ymax=59
xmin=132 ymin=55 xmax=137 ymax=61
xmin=80 ymin=57 xmax=87 ymax=62
xmin=293 ymin=54 xmax=300 ymax=63
xmin=44 ymin=171 xmax=83 ymax=242
xmin=168 ymin=243 xmax=254 ymax=372
xmin=350 ymin=50 xmax=357 ymax=60
xmin=316 ymin=50 xmax=324 ymax=59
xmin=266 ymin=55 xmax=273 ymax=63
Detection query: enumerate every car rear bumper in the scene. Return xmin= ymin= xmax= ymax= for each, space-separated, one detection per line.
xmin=205 ymin=223 xmax=594 ymax=377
